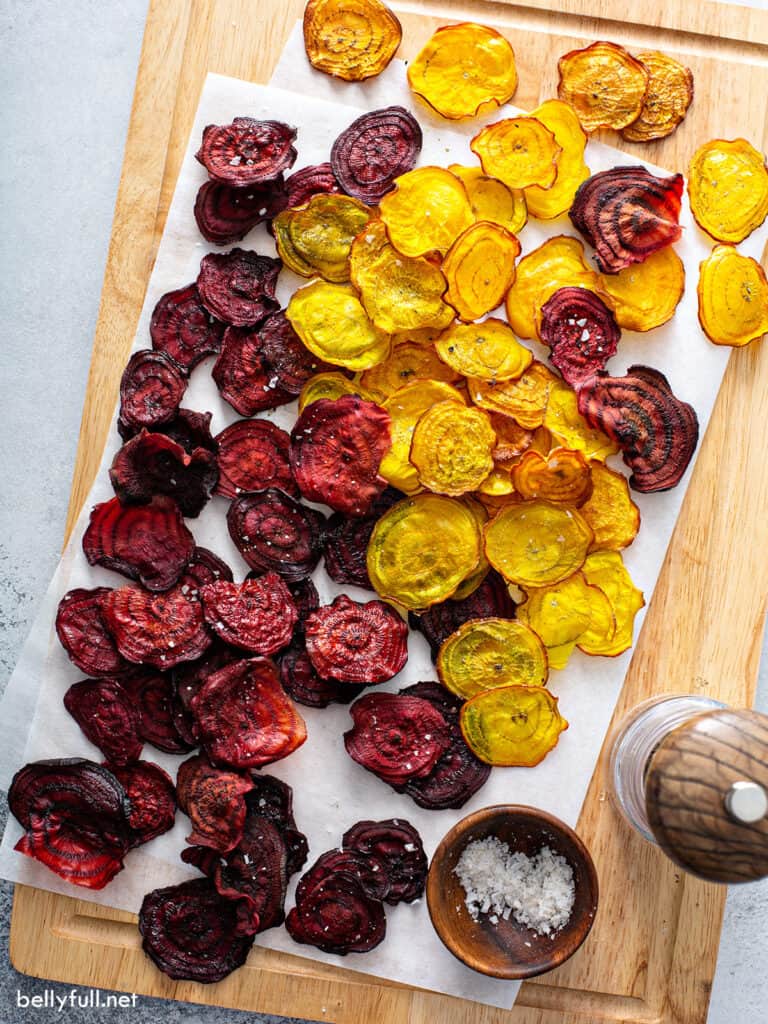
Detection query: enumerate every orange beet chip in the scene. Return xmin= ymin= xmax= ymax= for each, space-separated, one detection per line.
xmin=620 ymin=51 xmax=694 ymax=143
xmin=303 ymin=0 xmax=401 ymax=82
xmin=379 ymin=166 xmax=473 ymax=257
xmin=460 ymin=684 xmax=568 ymax=766
xmin=697 ymin=244 xmax=768 ymax=348
xmin=512 ymin=447 xmax=593 ymax=507
xmin=471 ymin=117 xmax=561 ymax=190
xmin=470 ymin=360 xmax=557 ymax=429
xmin=599 ymin=246 xmax=685 ymax=333
xmin=442 ymin=222 xmax=520 ymax=322
xmin=557 ymin=41 xmax=649 ymax=133
xmin=688 ymin=138 xmax=768 ymax=244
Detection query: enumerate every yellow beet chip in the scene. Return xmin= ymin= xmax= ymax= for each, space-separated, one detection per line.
xmin=298 ymin=372 xmax=367 ymax=413
xmin=407 ymin=22 xmax=518 ymax=120
xmin=524 ymin=100 xmax=590 ymax=220
xmin=442 ymin=222 xmax=520 ymax=321
xmin=512 ymin=447 xmax=593 ymax=507
xmin=471 ymin=117 xmax=561 ymax=190
xmin=460 ymin=684 xmax=568 ymax=766
xmin=367 ymin=493 xmax=481 ymax=610
xmin=477 ymin=466 xmax=516 ymax=498
xmin=581 ymin=550 xmax=645 ymax=657
xmin=286 ymin=280 xmax=391 ymax=371
xmin=379 ymin=166 xmax=474 ymax=257
xmin=303 ymin=0 xmax=402 ymax=81
xmin=360 ymin=340 xmax=460 ymax=403
xmin=449 ymin=164 xmax=528 ymax=235
xmin=688 ymin=138 xmax=768 ymax=244
xmin=580 ymin=462 xmax=640 ymax=551
xmin=557 ymin=41 xmax=649 ymax=133
xmin=697 ymin=244 xmax=768 ymax=348
xmin=451 ymin=497 xmax=491 ymax=600
xmin=544 ymin=378 xmax=619 ymax=461
xmin=620 ymin=51 xmax=694 ymax=143
xmin=436 ymin=318 xmax=532 ymax=383
xmin=273 ymin=193 xmax=373 ymax=282
xmin=410 ymin=400 xmax=496 ymax=496
xmin=484 ymin=500 xmax=593 ymax=588
xmin=437 ymin=618 xmax=549 ymax=700
xmin=599 ymin=246 xmax=685 ymax=333
xmin=517 ymin=572 xmax=615 ymax=668
xmin=470 ymin=360 xmax=557 ymax=429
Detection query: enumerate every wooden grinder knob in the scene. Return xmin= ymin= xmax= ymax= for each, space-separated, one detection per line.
xmin=644 ymin=708 xmax=768 ymax=883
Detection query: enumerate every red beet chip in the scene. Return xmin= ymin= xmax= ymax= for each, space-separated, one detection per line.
xmin=399 ymin=680 xmax=462 ymax=721
xmin=176 ymin=754 xmax=253 ymax=852
xmin=570 ymin=166 xmax=684 ymax=274
xmin=190 ymin=657 xmax=307 ymax=770
xmin=286 ymin=576 xmax=320 ymax=627
xmin=9 ymin=758 xmax=131 ymax=890
xmin=101 ymin=584 xmax=212 ymax=669
xmin=195 ymin=118 xmax=297 ymax=187
xmin=169 ymin=638 xmax=241 ymax=746
xmin=284 ymin=162 xmax=342 ymax=209
xmin=286 ymin=869 xmax=386 ymax=956
xmin=197 ymin=248 xmax=281 ymax=327
xmin=121 ymin=668 xmax=194 ymax=754
xmin=64 ymin=678 xmax=144 ymax=766
xmin=258 ymin=311 xmax=336 ymax=396
xmin=110 ymin=430 xmax=219 ymax=518
xmin=214 ymin=815 xmax=288 ymax=934
xmin=118 ymin=408 xmax=218 ymax=455
xmin=119 ymin=350 xmax=187 ymax=432
xmin=212 ymin=326 xmax=293 ymax=416
xmin=290 ymin=395 xmax=392 ymax=517
xmin=577 ymin=364 xmax=699 ymax=492
xmin=279 ymin=641 xmax=366 ymax=709
xmin=227 ymin=489 xmax=325 ymax=582
xmin=107 ymin=761 xmax=176 ymax=847
xmin=303 ymin=848 xmax=391 ymax=902
xmin=178 ymin=546 xmax=234 ymax=593
xmin=344 ymin=692 xmax=451 ymax=787
xmin=138 ymin=877 xmax=255 ymax=982
xmin=194 ymin=178 xmax=288 ymax=245
xmin=150 ymin=284 xmax=225 ymax=370
xmin=55 ymin=587 xmax=128 ymax=677
xmin=243 ymin=773 xmax=309 ymax=877
xmin=180 ymin=845 xmax=223 ymax=877
xmin=305 ymin=595 xmax=408 ymax=684
xmin=322 ymin=487 xmax=404 ymax=589
xmin=214 ymin=419 xmax=297 ymax=499
xmin=342 ymin=819 xmax=427 ymax=905
xmin=331 ymin=106 xmax=422 ymax=204
xmin=82 ymin=495 xmax=195 ymax=592
xmin=200 ymin=574 xmax=297 ymax=655
xmin=541 ymin=286 xmax=621 ymax=387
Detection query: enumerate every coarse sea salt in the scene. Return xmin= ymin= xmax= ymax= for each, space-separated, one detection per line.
xmin=454 ymin=837 xmax=575 ymax=936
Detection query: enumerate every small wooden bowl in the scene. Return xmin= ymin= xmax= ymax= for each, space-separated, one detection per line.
xmin=426 ymin=805 xmax=599 ymax=979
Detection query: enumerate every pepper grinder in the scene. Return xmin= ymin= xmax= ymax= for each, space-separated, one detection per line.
xmin=608 ymin=695 xmax=768 ymax=883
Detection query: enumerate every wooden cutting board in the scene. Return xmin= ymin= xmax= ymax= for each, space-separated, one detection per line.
xmin=10 ymin=2 xmax=768 ymax=1022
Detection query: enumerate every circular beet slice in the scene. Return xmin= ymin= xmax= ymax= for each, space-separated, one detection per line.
xmin=286 ymin=576 xmax=320 ymax=629
xmin=195 ymin=118 xmax=298 ymax=186
xmin=305 ymin=595 xmax=408 ymax=684
xmin=322 ymin=487 xmax=404 ymax=589
xmin=101 ymin=584 xmax=212 ymax=669
xmin=55 ymin=587 xmax=128 ymax=677
xmin=215 ymin=815 xmax=288 ymax=933
xmin=150 ymin=284 xmax=225 ymax=370
xmin=82 ymin=495 xmax=195 ymax=592
xmin=242 ymin=773 xmax=308 ymax=877
xmin=286 ymin=870 xmax=386 ymax=956
xmin=279 ymin=641 xmax=358 ymax=708
xmin=227 ymin=489 xmax=325 ymax=582
xmin=194 ymin=178 xmax=288 ymax=245
xmin=258 ymin=310 xmax=336 ymax=396
xmin=200 ymin=574 xmax=298 ymax=655
xmin=64 ymin=678 xmax=143 ymax=766
xmin=398 ymin=680 xmax=463 ymax=721
xmin=110 ymin=430 xmax=219 ymax=518
xmin=284 ymin=162 xmax=342 ymax=209
xmin=330 ymin=106 xmax=422 ymax=204
xmin=290 ymin=395 xmax=392 ymax=518
xmin=214 ymin=419 xmax=297 ymax=499
xmin=344 ymin=692 xmax=451 ymax=787
xmin=121 ymin=668 xmax=194 ymax=754
xmin=197 ymin=248 xmax=281 ymax=327
xmin=212 ymin=326 xmax=293 ymax=417
xmin=178 ymin=547 xmax=234 ymax=594
xmin=577 ymin=364 xmax=699 ymax=492
xmin=180 ymin=845 xmax=223 ymax=877
xmin=119 ymin=350 xmax=187 ymax=432
xmin=541 ymin=286 xmax=621 ymax=387
xmin=342 ymin=819 xmax=428 ymax=905
xmin=176 ymin=754 xmax=254 ymax=853
xmin=403 ymin=733 xmax=491 ymax=811
xmin=303 ymin=848 xmax=391 ymax=903
xmin=139 ymin=877 xmax=255 ymax=982
xmin=119 ymin=408 xmax=218 ymax=455
xmin=107 ymin=761 xmax=176 ymax=846
xmin=190 ymin=657 xmax=307 ymax=770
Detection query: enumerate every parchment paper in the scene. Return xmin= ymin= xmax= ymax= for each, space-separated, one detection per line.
xmin=1 ymin=30 xmax=765 ymax=1009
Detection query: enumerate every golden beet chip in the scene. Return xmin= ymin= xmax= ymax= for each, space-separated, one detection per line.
xmin=575 ymin=580 xmax=618 ymax=658
xmin=437 ymin=618 xmax=548 ymax=699
xmin=407 ymin=22 xmax=517 ymax=120
xmin=490 ymin=416 xmax=535 ymax=465
xmin=620 ymin=51 xmax=694 ymax=143
xmin=298 ymin=371 xmax=367 ymax=412
xmin=273 ymin=193 xmax=373 ymax=282
xmin=599 ymin=247 xmax=685 ymax=333
xmin=367 ymin=493 xmax=482 ymax=609
xmin=449 ymin=164 xmax=528 ymax=235
xmin=286 ymin=280 xmax=391 ymax=371
xmin=484 ymin=500 xmax=593 ymax=588
xmin=460 ymin=684 xmax=568 ymax=766
xmin=379 ymin=166 xmax=474 ymax=257
xmin=452 ymin=497 xmax=491 ymax=600
xmin=436 ymin=319 xmax=532 ymax=383
xmin=360 ymin=340 xmax=460 ymax=403
xmin=557 ymin=41 xmax=649 ymax=133
xmin=477 ymin=467 xmax=515 ymax=498
xmin=505 ymin=235 xmax=602 ymax=340
xmin=512 ymin=447 xmax=593 ymax=507
xmin=350 ymin=219 xmax=454 ymax=333
xmin=303 ymin=0 xmax=402 ymax=81
xmin=410 ymin=400 xmax=496 ymax=496
xmin=688 ymin=138 xmax=768 ymax=243
xmin=442 ymin=222 xmax=520 ymax=322
xmin=471 ymin=360 xmax=557 ymax=429
xmin=517 ymin=573 xmax=594 ymax=648
xmin=581 ymin=550 xmax=645 ymax=656
xmin=580 ymin=462 xmax=640 ymax=551
xmin=471 ymin=117 xmax=561 ymax=190
xmin=524 ymin=100 xmax=590 ymax=220
xmin=697 ymin=244 xmax=768 ymax=348
xmin=544 ymin=378 xmax=619 ymax=461
xmin=380 ymin=379 xmax=465 ymax=493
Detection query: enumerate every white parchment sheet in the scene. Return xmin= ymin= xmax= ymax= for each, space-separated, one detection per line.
xmin=1 ymin=29 xmax=765 ymax=1009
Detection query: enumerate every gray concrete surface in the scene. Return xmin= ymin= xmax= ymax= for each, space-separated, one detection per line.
xmin=1 ymin=1 xmax=766 ymax=1022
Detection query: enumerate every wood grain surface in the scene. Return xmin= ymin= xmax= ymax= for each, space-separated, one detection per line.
xmin=10 ymin=1 xmax=768 ymax=1023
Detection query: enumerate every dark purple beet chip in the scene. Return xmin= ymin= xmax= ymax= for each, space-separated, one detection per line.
xmin=176 ymin=754 xmax=254 ymax=853
xmin=258 ymin=310 xmax=336 ymax=396
xmin=119 ymin=350 xmax=187 ymax=432
xmin=181 ymin=845 xmax=223 ymax=877
xmin=139 ymin=877 xmax=255 ymax=982
xmin=286 ymin=576 xmax=320 ymax=629
xmin=403 ymin=732 xmax=491 ymax=810
xmin=322 ymin=486 xmax=404 ymax=588
xmin=150 ymin=284 xmax=225 ymax=370
xmin=197 ymin=248 xmax=281 ymax=327
xmin=169 ymin=639 xmax=241 ymax=746
xmin=212 ymin=326 xmax=294 ymax=416
xmin=214 ymin=419 xmax=297 ymax=499
xmin=330 ymin=106 xmax=422 ymax=204
xmin=279 ymin=641 xmax=362 ymax=708
xmin=196 ymin=118 xmax=297 ymax=187
xmin=287 ymin=868 xmax=386 ymax=955
xmin=227 ymin=488 xmax=325 ymax=582
xmin=55 ymin=587 xmax=129 ymax=677
xmin=110 ymin=430 xmax=219 ymax=518
xmin=117 ymin=408 xmax=218 ymax=455
xmin=178 ymin=547 xmax=234 ymax=594
xmin=303 ymin=848 xmax=391 ymax=902
xmin=64 ymin=678 xmax=144 ymax=766
xmin=121 ymin=668 xmax=194 ymax=754
xmin=541 ymin=286 xmax=621 ymax=387
xmin=283 ymin=826 xmax=310 ymax=879
xmin=284 ymin=162 xmax=342 ymax=209
xmin=194 ymin=178 xmax=288 ymax=245
xmin=107 ymin=761 xmax=176 ymax=847
xmin=398 ymin=680 xmax=463 ymax=721
xmin=243 ymin=774 xmax=308 ymax=877
xmin=215 ymin=815 xmax=288 ymax=933
xmin=342 ymin=818 xmax=427 ymax=905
